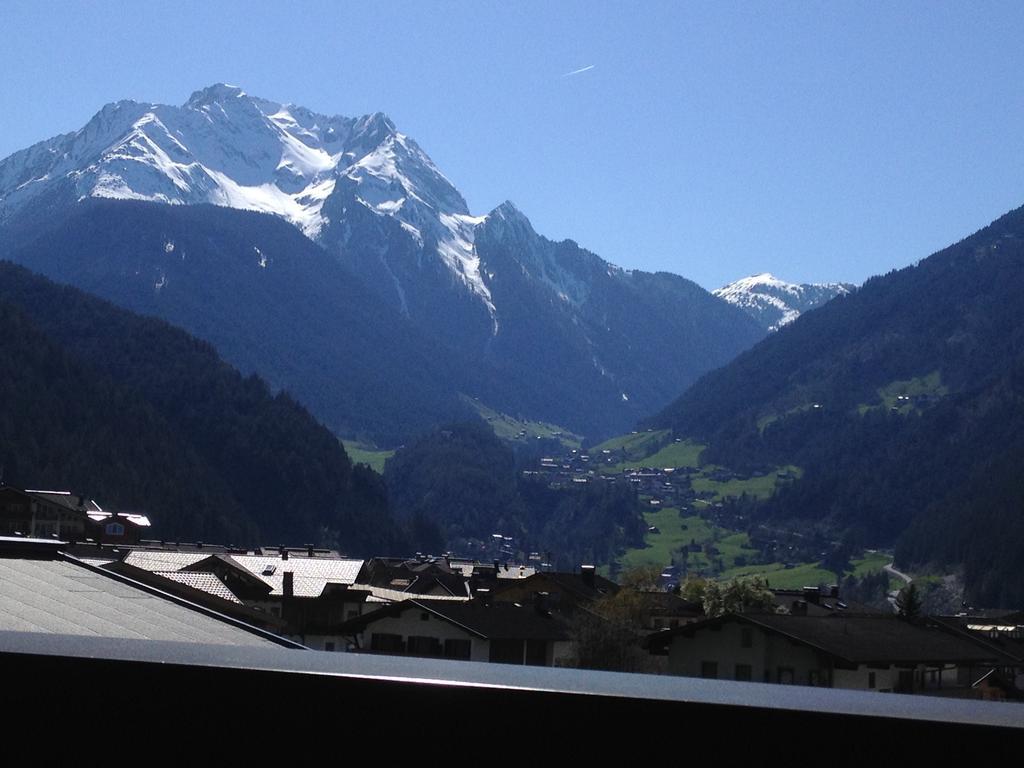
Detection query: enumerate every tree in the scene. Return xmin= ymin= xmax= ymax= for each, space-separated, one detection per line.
xmin=618 ymin=564 xmax=662 ymax=592
xmin=680 ymin=575 xmax=708 ymax=603
xmin=566 ymin=567 xmax=664 ymax=672
xmin=702 ymin=576 xmax=776 ymax=618
xmin=895 ymin=582 xmax=922 ymax=618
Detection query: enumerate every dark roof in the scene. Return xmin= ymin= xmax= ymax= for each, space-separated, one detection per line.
xmin=649 ymin=613 xmax=1010 ymax=665
xmin=25 ymin=490 xmax=101 ymax=513
xmin=635 ymin=591 xmax=703 ymax=617
xmin=340 ymin=599 xmax=571 ymax=642
xmin=928 ymin=616 xmax=1024 ymax=663
xmin=492 ymin=571 xmax=618 ymax=603
xmin=359 ymin=557 xmax=469 ymax=596
xmin=771 ymin=588 xmax=886 ymax=616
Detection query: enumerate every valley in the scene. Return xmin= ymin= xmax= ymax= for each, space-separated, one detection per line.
xmin=1 ymin=81 xmax=1022 ymax=610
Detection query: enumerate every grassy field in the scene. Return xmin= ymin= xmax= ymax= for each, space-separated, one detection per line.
xmin=691 ymin=465 xmax=803 ymax=501
xmin=615 ymin=508 xmax=761 ymax=574
xmin=859 ymin=371 xmax=948 ymax=415
xmin=719 ymin=550 xmax=903 ymax=590
xmin=614 ymin=502 xmax=905 ymax=590
xmin=756 ymin=404 xmax=820 ymax=434
xmin=616 ymin=506 xmax=697 ymax=571
xmin=603 ymin=439 xmax=706 ymax=472
xmin=590 ymin=429 xmax=670 ymax=458
xmin=720 ymin=561 xmax=839 ymax=590
xmin=851 ymin=550 xmax=892 ymax=578
xmin=466 ymin=398 xmax=582 ymax=448
xmin=341 ymin=441 xmax=395 ymax=473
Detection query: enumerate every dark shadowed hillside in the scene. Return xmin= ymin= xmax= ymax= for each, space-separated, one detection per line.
xmin=649 ymin=205 xmax=1024 ymax=606
xmin=0 ymin=261 xmax=403 ymax=553
xmin=384 ymin=421 xmax=645 ymax=567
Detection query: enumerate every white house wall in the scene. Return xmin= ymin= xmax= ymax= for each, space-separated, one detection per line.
xmin=356 ymin=610 xmax=490 ymax=661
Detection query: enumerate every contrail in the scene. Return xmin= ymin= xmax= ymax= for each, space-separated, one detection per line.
xmin=562 ymin=64 xmax=595 ymax=78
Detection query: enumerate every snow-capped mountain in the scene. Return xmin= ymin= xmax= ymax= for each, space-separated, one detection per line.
xmin=0 ymin=84 xmax=766 ymax=441
xmin=0 ymin=83 xmax=493 ymax=309
xmin=714 ymin=273 xmax=854 ymax=331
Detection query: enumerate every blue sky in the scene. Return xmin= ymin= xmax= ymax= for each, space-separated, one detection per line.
xmin=3 ymin=1 xmax=1024 ymax=289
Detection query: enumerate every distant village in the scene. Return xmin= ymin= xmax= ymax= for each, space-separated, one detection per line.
xmin=2 ymin=481 xmax=1022 ymax=702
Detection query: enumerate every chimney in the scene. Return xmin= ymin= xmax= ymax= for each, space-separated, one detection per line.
xmin=581 ymin=564 xmax=596 ymax=588
xmin=493 ymin=559 xmax=500 ymax=574
xmin=307 ymin=544 xmax=314 ymax=558
xmin=829 ymin=584 xmax=839 ymax=598
xmin=803 ymin=586 xmax=820 ymax=605
xmin=478 ymin=588 xmax=492 ymax=607
xmin=283 ymin=571 xmax=294 ymax=598
xmin=282 ymin=549 xmax=289 ymax=561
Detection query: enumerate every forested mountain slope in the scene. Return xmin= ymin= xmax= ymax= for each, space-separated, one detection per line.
xmin=0 ymin=261 xmax=402 ymax=553
xmin=649 ymin=205 xmax=1024 ymax=606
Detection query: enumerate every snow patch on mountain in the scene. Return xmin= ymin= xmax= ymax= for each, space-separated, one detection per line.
xmin=0 ymin=84 xmax=496 ymax=310
xmin=715 ymin=273 xmax=854 ymax=331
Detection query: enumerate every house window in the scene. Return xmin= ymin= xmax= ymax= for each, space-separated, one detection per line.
xmin=444 ymin=639 xmax=471 ymax=660
xmin=525 ymin=639 xmax=547 ymax=666
xmin=897 ymin=670 xmax=914 ymax=693
xmin=701 ymin=661 xmax=718 ymax=679
xmin=735 ymin=664 xmax=752 ymax=682
xmin=407 ymin=636 xmax=442 ymax=656
xmin=370 ymin=633 xmax=404 ymax=652
xmin=490 ymin=639 xmax=525 ymax=665
xmin=740 ymin=627 xmax=753 ymax=648
xmin=105 ymin=522 xmax=125 ymax=536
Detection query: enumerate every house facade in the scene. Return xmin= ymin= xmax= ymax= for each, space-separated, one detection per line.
xmin=339 ymin=599 xmax=574 ymax=666
xmin=648 ymin=613 xmax=1009 ymax=694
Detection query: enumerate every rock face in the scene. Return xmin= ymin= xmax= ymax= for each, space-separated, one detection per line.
xmin=714 ymin=273 xmax=854 ymax=331
xmin=0 ymin=84 xmax=765 ymax=441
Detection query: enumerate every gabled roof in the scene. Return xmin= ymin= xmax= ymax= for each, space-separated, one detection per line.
xmin=154 ymin=571 xmax=243 ymax=604
xmin=181 ymin=553 xmax=272 ymax=593
xmin=230 ymin=554 xmax=363 ymax=597
xmin=347 ymin=584 xmax=470 ymax=603
xmin=492 ymin=571 xmax=618 ymax=603
xmin=25 ymin=490 xmax=103 ymax=514
xmin=86 ymin=511 xmax=151 ymax=527
xmin=635 ymin=591 xmax=703 ymax=617
xmin=122 ymin=549 xmax=364 ymax=598
xmin=340 ymin=599 xmax=571 ymax=642
xmin=124 ymin=550 xmax=210 ymax=572
xmin=648 ymin=613 xmax=1010 ymax=665
xmin=770 ymin=588 xmax=884 ymax=616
